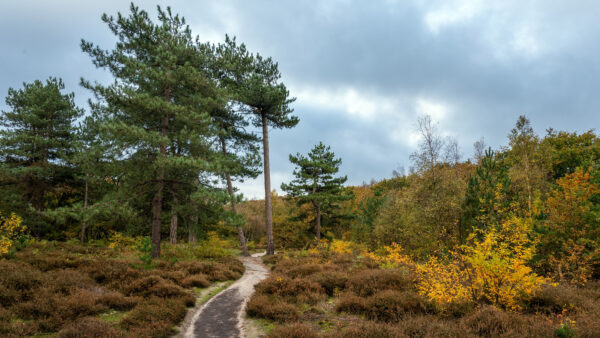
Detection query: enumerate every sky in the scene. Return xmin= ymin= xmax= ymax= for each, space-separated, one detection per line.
xmin=1 ymin=0 xmax=600 ymax=199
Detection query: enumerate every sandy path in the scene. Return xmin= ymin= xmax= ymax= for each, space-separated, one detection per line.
xmin=182 ymin=252 xmax=269 ymax=338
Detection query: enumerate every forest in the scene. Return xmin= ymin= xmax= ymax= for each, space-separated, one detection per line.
xmin=1 ymin=3 xmax=600 ymax=338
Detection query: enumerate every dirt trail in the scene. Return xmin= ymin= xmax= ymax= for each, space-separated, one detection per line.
xmin=182 ymin=252 xmax=269 ymax=338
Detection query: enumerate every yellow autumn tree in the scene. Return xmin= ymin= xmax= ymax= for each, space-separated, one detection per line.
xmin=540 ymin=168 xmax=600 ymax=285
xmin=417 ymin=216 xmax=547 ymax=310
xmin=0 ymin=211 xmax=26 ymax=257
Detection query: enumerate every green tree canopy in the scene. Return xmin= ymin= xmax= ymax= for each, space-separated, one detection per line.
xmin=281 ymin=142 xmax=350 ymax=240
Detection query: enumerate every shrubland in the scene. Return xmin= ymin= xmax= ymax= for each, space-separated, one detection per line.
xmin=0 ymin=238 xmax=243 ymax=337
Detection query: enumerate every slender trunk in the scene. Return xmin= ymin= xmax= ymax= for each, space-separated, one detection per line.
xmin=262 ymin=113 xmax=274 ymax=255
xmin=524 ymin=152 xmax=532 ymax=214
xmin=80 ymin=179 xmax=89 ymax=243
xmin=188 ymin=229 xmax=197 ymax=244
xmin=151 ymin=87 xmax=170 ymax=258
xmin=189 ymin=177 xmax=198 ymax=244
xmin=151 ymin=179 xmax=163 ymax=258
xmin=315 ymin=202 xmax=321 ymax=241
xmin=221 ymin=136 xmax=249 ymax=256
xmin=169 ymin=213 xmax=178 ymax=244
xmin=311 ymin=173 xmax=320 ymax=241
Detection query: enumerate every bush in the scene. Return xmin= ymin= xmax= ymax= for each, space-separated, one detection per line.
xmin=308 ymin=271 xmax=348 ymax=296
xmin=0 ymin=260 xmax=44 ymax=292
xmin=267 ymin=323 xmax=317 ymax=338
xmin=48 ymin=269 xmax=96 ymax=294
xmin=255 ymin=276 xmax=326 ymax=304
xmin=121 ymin=297 xmax=187 ymax=333
xmin=97 ymin=291 xmax=140 ymax=311
xmin=336 ymin=293 xmax=368 ymax=314
xmin=181 ymin=273 xmax=211 ymax=288
xmin=280 ymin=263 xmax=323 ymax=277
xmin=365 ymin=290 xmax=433 ymax=322
xmin=347 ymin=269 xmax=412 ymax=297
xmin=246 ymin=294 xmax=299 ymax=322
xmin=325 ymin=321 xmax=402 ymax=338
xmin=58 ymin=317 xmax=122 ymax=338
xmin=462 ymin=305 xmax=510 ymax=336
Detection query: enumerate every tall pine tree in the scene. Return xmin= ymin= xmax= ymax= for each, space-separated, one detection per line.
xmin=241 ymin=55 xmax=297 ymax=255
xmin=81 ymin=4 xmax=226 ymax=257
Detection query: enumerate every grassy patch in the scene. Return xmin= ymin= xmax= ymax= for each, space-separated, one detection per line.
xmin=97 ymin=309 xmax=128 ymax=324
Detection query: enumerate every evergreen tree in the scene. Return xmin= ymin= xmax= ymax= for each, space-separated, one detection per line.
xmin=81 ymin=4 xmax=226 ymax=257
xmin=281 ymin=142 xmax=350 ymax=240
xmin=0 ymin=77 xmax=82 ymax=235
xmin=209 ymin=37 xmax=261 ymax=256
xmin=461 ymin=148 xmax=512 ymax=240
xmin=241 ymin=55 xmax=298 ymax=254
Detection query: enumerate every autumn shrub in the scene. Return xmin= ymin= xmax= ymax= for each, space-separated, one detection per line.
xmin=83 ymin=259 xmax=135 ymax=284
xmin=246 ymin=294 xmax=299 ymax=322
xmin=262 ymin=253 xmax=282 ymax=265
xmin=267 ymin=323 xmax=318 ymax=338
xmin=283 ymin=263 xmax=323 ymax=277
xmin=173 ymin=259 xmax=242 ymax=282
xmin=48 ymin=269 xmax=96 ymax=294
xmin=365 ymin=290 xmax=434 ymax=321
xmin=120 ymin=297 xmax=187 ymax=335
xmin=181 ymin=273 xmax=211 ymax=288
xmin=0 ymin=211 xmax=26 ymax=257
xmin=0 ymin=284 xmax=20 ymax=307
xmin=308 ymin=271 xmax=348 ymax=296
xmin=326 ymin=321 xmax=403 ymax=338
xmin=126 ymin=320 xmax=173 ymax=338
xmin=336 ymin=293 xmax=368 ymax=314
xmin=417 ymin=216 xmax=548 ymax=310
xmin=17 ymin=288 xmax=107 ymax=332
xmin=399 ymin=315 xmax=463 ymax=337
xmin=347 ymin=269 xmax=412 ymax=297
xmin=255 ymin=275 xmax=326 ymax=304
xmin=538 ymin=168 xmax=600 ymax=286
xmin=97 ymin=291 xmax=140 ymax=311
xmin=0 ymin=260 xmax=44 ymax=293
xmin=58 ymin=317 xmax=122 ymax=338
xmin=462 ymin=305 xmax=511 ymax=336
xmin=526 ymin=284 xmax=576 ymax=314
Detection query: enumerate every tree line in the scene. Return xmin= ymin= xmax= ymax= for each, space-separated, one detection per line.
xmin=0 ymin=4 xmax=298 ymax=258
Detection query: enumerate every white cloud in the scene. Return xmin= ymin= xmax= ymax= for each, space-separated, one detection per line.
xmin=424 ymin=0 xmax=484 ymax=34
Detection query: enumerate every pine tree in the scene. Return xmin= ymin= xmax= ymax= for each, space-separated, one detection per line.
xmin=281 ymin=142 xmax=350 ymax=240
xmin=81 ymin=4 xmax=226 ymax=257
xmin=210 ymin=37 xmax=261 ymax=256
xmin=0 ymin=77 xmax=82 ymax=235
xmin=461 ymin=148 xmax=512 ymax=240
xmin=241 ymin=55 xmax=298 ymax=255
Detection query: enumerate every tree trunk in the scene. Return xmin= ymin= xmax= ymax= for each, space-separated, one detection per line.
xmin=151 ymin=177 xmax=163 ymax=258
xmin=188 ymin=230 xmax=197 ymax=244
xmin=152 ymin=87 xmax=170 ymax=258
xmin=262 ymin=113 xmax=274 ymax=255
xmin=169 ymin=213 xmax=178 ymax=244
xmin=315 ymin=202 xmax=321 ymax=241
xmin=80 ymin=179 xmax=89 ymax=243
xmin=189 ymin=176 xmax=198 ymax=244
xmin=221 ymin=136 xmax=250 ymax=256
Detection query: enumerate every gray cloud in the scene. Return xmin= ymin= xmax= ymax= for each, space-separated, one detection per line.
xmin=2 ymin=0 xmax=600 ymax=197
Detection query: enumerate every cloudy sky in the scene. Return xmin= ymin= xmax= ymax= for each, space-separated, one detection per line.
xmin=1 ymin=1 xmax=599 ymax=198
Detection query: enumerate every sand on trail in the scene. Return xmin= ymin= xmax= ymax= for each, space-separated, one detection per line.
xmin=180 ymin=252 xmax=269 ymax=338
